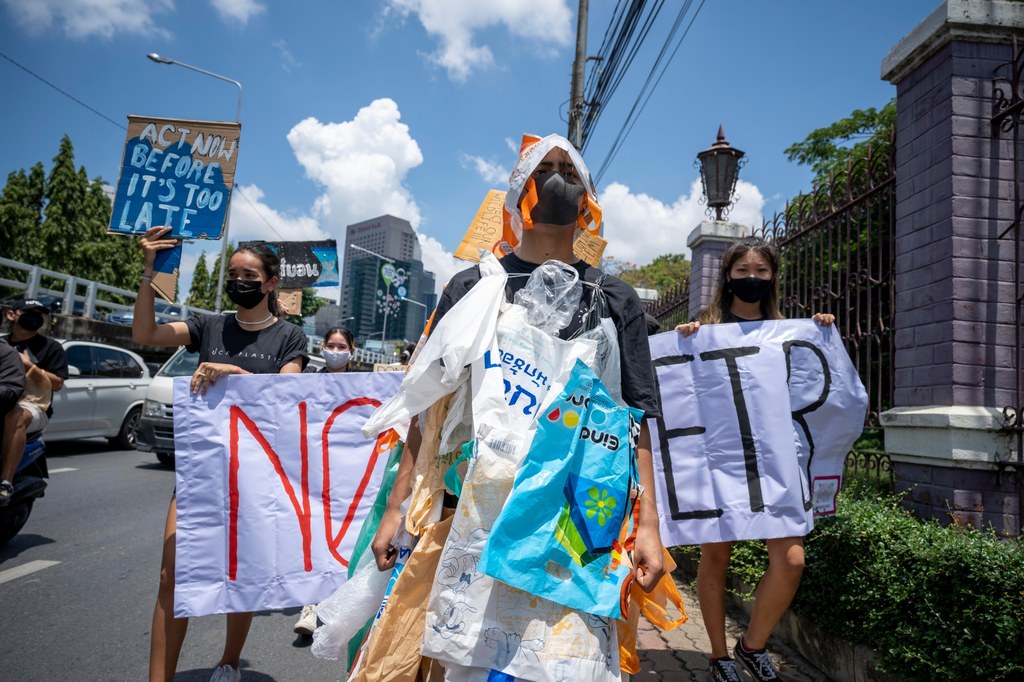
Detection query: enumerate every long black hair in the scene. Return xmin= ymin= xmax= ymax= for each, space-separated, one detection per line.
xmin=699 ymin=238 xmax=784 ymax=324
xmin=234 ymin=242 xmax=281 ymax=316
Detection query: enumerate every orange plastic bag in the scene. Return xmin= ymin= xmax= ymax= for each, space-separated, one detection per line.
xmin=617 ymin=547 xmax=688 ymax=674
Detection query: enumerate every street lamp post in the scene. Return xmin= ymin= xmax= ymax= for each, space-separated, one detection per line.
xmin=696 ymin=125 xmax=745 ymax=221
xmin=146 ymin=53 xmax=243 ymax=313
xmin=399 ymin=296 xmax=428 ymax=333
xmin=348 ymin=243 xmax=396 ymax=344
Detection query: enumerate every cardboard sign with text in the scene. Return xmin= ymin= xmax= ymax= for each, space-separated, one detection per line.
xmin=172 ymin=371 xmax=403 ymax=617
xmin=110 ymin=116 xmax=240 ymax=239
xmin=648 ymin=320 xmax=867 ymax=546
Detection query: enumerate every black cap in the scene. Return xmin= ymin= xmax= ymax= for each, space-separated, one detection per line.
xmin=9 ymin=298 xmax=49 ymax=313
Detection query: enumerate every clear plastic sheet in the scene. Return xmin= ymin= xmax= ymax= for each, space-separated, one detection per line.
xmin=513 ymin=259 xmax=582 ymax=335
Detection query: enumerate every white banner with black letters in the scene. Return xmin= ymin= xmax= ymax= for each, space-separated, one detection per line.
xmin=648 ymin=319 xmax=867 ymax=546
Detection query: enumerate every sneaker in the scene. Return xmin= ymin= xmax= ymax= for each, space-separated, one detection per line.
xmin=709 ymin=657 xmax=743 ymax=682
xmin=209 ymin=664 xmax=240 ymax=682
xmin=734 ymin=638 xmax=782 ymax=681
xmin=293 ymin=603 xmax=317 ymax=635
xmin=0 ymin=480 xmax=13 ymax=507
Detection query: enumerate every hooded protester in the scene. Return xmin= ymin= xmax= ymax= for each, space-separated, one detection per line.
xmin=361 ymin=133 xmax=670 ymax=680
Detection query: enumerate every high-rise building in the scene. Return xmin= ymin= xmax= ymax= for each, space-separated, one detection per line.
xmin=340 ymin=215 xmax=436 ymax=343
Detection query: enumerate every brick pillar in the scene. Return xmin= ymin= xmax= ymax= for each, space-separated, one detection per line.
xmin=686 ymin=220 xmax=748 ymax=319
xmin=880 ymin=0 xmax=1023 ymax=536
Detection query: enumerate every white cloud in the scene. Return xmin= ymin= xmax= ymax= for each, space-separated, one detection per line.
xmin=209 ymin=0 xmax=264 ymax=24
xmin=3 ymin=0 xmax=173 ymax=39
xmin=229 ymin=184 xmax=327 ymax=242
xmin=384 ymin=0 xmax=573 ymax=81
xmin=417 ymin=233 xmax=465 ymax=294
xmin=599 ymin=178 xmax=765 ymax=266
xmin=272 ymin=38 xmax=300 ymax=71
xmin=287 ymin=98 xmax=424 ymax=234
xmin=460 ymin=153 xmax=509 ymax=186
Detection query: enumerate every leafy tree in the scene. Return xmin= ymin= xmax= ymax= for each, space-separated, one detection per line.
xmin=785 ymin=101 xmax=895 ymax=181
xmin=619 ymin=253 xmax=690 ymax=291
xmin=0 ymin=163 xmax=46 ymax=265
xmin=186 ymin=252 xmax=213 ymax=310
xmin=39 ymin=135 xmax=85 ymax=272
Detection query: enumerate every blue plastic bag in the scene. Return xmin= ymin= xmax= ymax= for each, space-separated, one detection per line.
xmin=479 ymin=359 xmax=641 ymax=618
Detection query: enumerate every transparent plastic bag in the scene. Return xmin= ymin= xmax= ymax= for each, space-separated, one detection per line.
xmin=311 ymin=560 xmax=392 ymax=661
xmin=513 ymin=259 xmax=582 ymax=335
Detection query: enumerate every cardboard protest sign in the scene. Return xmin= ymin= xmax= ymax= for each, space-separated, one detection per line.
xmin=171 ymin=371 xmax=403 ymax=617
xmin=241 ymin=240 xmax=340 ymax=289
xmin=455 ymin=190 xmax=505 ymax=262
xmin=648 ymin=319 xmax=867 ymax=547
xmin=277 ymin=289 xmax=302 ymax=316
xmin=110 ymin=116 xmax=240 ymax=239
xmin=573 ymin=229 xmax=607 ymax=267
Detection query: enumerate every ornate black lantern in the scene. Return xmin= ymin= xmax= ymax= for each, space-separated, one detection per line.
xmin=697 ymin=126 xmax=745 ymax=221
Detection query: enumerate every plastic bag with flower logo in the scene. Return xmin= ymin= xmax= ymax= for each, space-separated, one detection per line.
xmin=478 ymin=358 xmax=641 ymax=619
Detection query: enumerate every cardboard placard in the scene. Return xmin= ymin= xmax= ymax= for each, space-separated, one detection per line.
xmin=277 ymin=289 xmax=302 ymax=316
xmin=243 ymin=240 xmax=339 ymax=289
xmin=109 ymin=116 xmax=241 ymax=239
xmin=573 ymin=229 xmax=607 ymax=268
xmin=454 ymin=190 xmax=505 ymax=262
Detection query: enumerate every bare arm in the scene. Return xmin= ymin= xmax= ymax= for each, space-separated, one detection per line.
xmin=370 ymin=415 xmax=422 ymax=571
xmin=632 ymin=420 xmax=666 ymax=591
xmin=131 ymin=226 xmax=192 ymax=348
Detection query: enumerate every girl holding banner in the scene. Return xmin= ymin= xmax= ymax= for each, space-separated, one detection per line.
xmin=292 ymin=326 xmax=358 ymax=637
xmin=133 ymin=227 xmax=309 ymax=682
xmin=676 ymin=238 xmax=833 ymax=682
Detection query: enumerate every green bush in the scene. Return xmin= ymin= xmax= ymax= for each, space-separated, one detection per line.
xmin=800 ymin=482 xmax=1024 ymax=679
xmin=673 ymin=478 xmax=1024 ymax=679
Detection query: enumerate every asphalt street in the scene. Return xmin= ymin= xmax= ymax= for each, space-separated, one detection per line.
xmin=0 ymin=440 xmax=345 ymax=682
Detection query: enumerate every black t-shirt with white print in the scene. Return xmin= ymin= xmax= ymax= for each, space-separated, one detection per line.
xmin=184 ymin=314 xmax=309 ymax=374
xmin=431 ymin=252 xmax=661 ymax=419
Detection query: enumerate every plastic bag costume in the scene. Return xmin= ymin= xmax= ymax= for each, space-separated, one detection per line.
xmin=313 ymin=135 xmax=684 ymax=681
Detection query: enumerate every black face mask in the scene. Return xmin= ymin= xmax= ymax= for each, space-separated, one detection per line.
xmin=16 ymin=311 xmax=45 ymax=332
xmin=729 ymin=276 xmax=773 ymax=304
xmin=529 ymin=171 xmax=586 ymax=226
xmin=225 ymin=280 xmax=267 ymax=310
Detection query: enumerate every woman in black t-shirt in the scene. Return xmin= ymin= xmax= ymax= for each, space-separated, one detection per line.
xmin=133 ymin=227 xmax=308 ymax=682
xmin=676 ymin=239 xmax=833 ymax=682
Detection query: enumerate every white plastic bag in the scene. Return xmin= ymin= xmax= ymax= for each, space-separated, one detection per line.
xmin=362 ymin=253 xmax=508 ymax=439
xmin=311 ymin=560 xmax=392 ymax=661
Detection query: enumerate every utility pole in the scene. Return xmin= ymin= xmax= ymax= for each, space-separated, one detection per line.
xmin=568 ymin=0 xmax=589 ymax=151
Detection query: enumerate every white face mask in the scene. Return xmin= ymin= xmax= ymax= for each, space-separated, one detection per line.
xmin=321 ymin=349 xmax=351 ymax=370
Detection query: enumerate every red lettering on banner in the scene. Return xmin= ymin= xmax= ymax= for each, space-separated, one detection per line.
xmin=320 ymin=397 xmax=395 ymax=567
xmin=228 ymin=404 xmax=313 ymax=580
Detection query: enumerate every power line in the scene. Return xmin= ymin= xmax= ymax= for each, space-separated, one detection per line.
xmin=0 ymin=49 xmax=127 ymax=131
xmin=591 ymin=0 xmax=707 ymax=185
xmin=1 ymin=49 xmax=285 ymax=241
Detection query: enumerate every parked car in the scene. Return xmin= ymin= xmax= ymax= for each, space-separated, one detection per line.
xmin=137 ymin=347 xmax=324 ymax=467
xmin=46 ymin=340 xmax=153 ymax=448
xmin=106 ymin=300 xmax=183 ymax=326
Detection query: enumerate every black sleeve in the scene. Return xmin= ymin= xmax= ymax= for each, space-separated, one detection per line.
xmin=0 ymin=341 xmax=25 ymax=413
xmin=184 ymin=314 xmax=207 ymax=353
xmin=600 ymin=277 xmax=662 ymax=419
xmin=278 ymin=324 xmax=310 ymax=371
xmin=39 ymin=338 xmax=69 ymax=380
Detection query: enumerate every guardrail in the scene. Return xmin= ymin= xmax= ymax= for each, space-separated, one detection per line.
xmin=0 ymin=256 xmax=213 ymax=322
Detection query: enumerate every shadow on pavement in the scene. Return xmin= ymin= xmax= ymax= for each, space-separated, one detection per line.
xmin=0 ymin=533 xmax=56 ymax=562
xmin=42 ymin=439 xmax=116 ymax=457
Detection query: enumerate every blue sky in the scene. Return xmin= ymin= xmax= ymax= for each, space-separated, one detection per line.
xmin=1 ymin=0 xmax=938 ymax=300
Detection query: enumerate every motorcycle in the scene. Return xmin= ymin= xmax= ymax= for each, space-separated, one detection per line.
xmin=0 ymin=436 xmax=47 ymax=547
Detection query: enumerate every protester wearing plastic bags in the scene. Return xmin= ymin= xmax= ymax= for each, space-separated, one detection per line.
xmin=347 ymin=133 xmax=682 ymax=681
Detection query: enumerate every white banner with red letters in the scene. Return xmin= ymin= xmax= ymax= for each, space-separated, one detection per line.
xmin=648 ymin=319 xmax=867 ymax=547
xmin=171 ymin=372 xmax=403 ymax=617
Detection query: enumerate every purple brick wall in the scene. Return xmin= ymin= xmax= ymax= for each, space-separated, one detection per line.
xmin=895 ymin=461 xmax=1021 ymax=537
xmin=892 ymin=40 xmax=1018 ymax=408
xmin=688 ymin=238 xmax=730 ymax=319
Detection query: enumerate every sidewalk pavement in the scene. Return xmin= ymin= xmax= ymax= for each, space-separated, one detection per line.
xmin=635 ymin=581 xmax=828 ymax=681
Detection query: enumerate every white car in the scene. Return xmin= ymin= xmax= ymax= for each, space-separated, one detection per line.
xmin=137 ymin=347 xmax=324 ymax=467
xmin=46 ymin=340 xmax=153 ymax=449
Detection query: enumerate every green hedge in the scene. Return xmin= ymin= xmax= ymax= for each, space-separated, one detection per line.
xmin=679 ymin=478 xmax=1024 ymax=680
